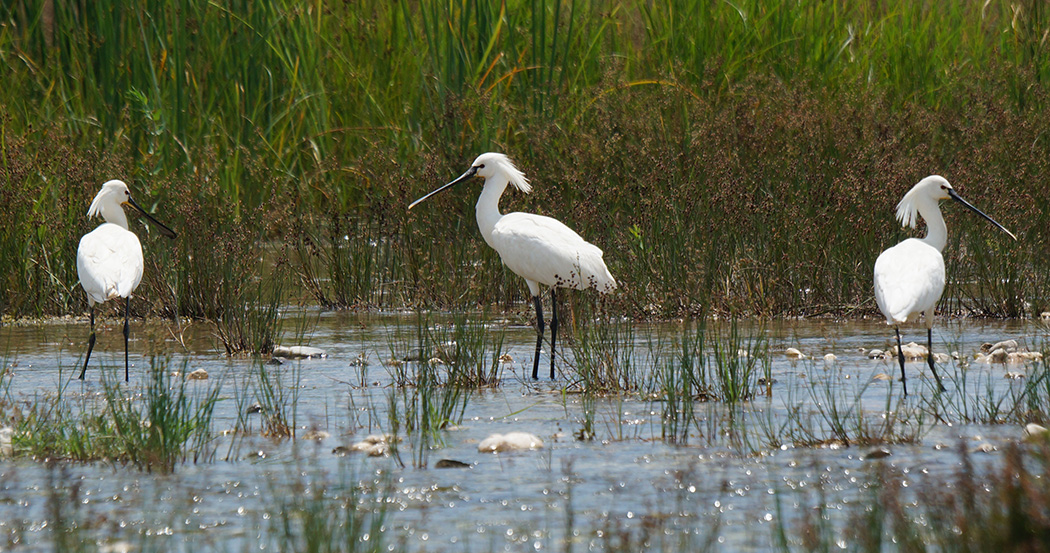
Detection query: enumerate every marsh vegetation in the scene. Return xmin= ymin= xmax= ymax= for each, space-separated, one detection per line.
xmin=1 ymin=0 xmax=1049 ymax=550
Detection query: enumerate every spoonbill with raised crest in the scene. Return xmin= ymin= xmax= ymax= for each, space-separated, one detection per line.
xmin=409 ymin=153 xmax=616 ymax=380
xmin=874 ymin=175 xmax=1016 ymax=395
xmin=77 ymin=179 xmax=176 ymax=382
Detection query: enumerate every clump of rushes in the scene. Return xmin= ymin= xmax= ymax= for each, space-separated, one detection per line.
xmin=13 ymin=358 xmax=219 ymax=472
xmin=295 ymin=216 xmax=400 ymax=309
xmin=381 ymin=310 xmax=491 ymax=466
xmin=655 ymin=320 xmax=709 ymax=444
xmin=707 ymin=320 xmax=769 ymax=403
xmin=251 ymin=359 xmax=300 ymax=439
xmin=264 ymin=464 xmax=390 ymax=553
xmin=566 ymin=295 xmax=640 ymax=392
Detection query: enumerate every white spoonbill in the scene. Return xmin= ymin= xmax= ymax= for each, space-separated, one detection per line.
xmin=77 ymin=180 xmax=176 ymax=382
xmin=409 ymin=153 xmax=617 ymax=380
xmin=874 ymin=175 xmax=1015 ymax=396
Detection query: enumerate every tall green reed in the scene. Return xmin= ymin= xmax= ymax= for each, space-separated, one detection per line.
xmin=1 ymin=0 xmax=1049 ymax=322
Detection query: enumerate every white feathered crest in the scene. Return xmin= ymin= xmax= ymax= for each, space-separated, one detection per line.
xmin=894 ymin=175 xmax=948 ymax=229
xmin=489 ymin=153 xmax=532 ymax=194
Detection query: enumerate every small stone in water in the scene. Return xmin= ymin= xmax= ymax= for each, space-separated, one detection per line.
xmin=1004 ymin=372 xmax=1025 ymax=380
xmin=187 ymin=368 xmax=209 ymax=380
xmin=863 ymin=448 xmax=891 ymax=460
xmin=868 ymin=349 xmax=884 ymax=359
xmin=272 ymin=345 xmax=327 ymax=359
xmin=301 ymin=430 xmax=330 ymax=441
xmin=894 ymin=342 xmax=928 ymax=360
xmin=823 ymin=353 xmax=837 ymax=363
xmin=785 ymin=347 xmax=806 ymax=359
xmin=435 ymin=459 xmax=471 ymax=469
xmin=872 ymin=373 xmax=893 ymax=381
xmin=1008 ymin=351 xmax=1043 ymax=364
xmin=350 ymin=434 xmax=394 ymax=457
xmin=0 ymin=427 xmax=12 ymax=457
xmin=989 ymin=339 xmax=1019 ymax=353
xmin=1024 ymin=424 xmax=1049 ymax=441
xmin=972 ymin=442 xmax=997 ymax=454
xmin=478 ymin=431 xmax=544 ymax=453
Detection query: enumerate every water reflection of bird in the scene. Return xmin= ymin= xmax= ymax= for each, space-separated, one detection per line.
xmin=874 ymin=175 xmax=1015 ymax=395
xmin=77 ymin=180 xmax=176 ymax=382
xmin=409 ymin=153 xmax=616 ymax=380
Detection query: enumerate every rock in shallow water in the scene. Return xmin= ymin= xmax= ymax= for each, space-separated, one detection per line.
xmin=0 ymin=427 xmax=12 ymax=457
xmin=1023 ymin=423 xmax=1049 ymax=442
xmin=478 ymin=431 xmax=544 ymax=453
xmin=272 ymin=345 xmax=327 ymax=359
xmin=863 ymin=448 xmax=891 ymax=460
xmin=187 ymin=368 xmax=209 ymax=380
xmin=435 ymin=459 xmax=471 ymax=469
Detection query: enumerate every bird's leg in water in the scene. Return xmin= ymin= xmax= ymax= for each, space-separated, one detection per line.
xmin=78 ymin=307 xmax=96 ymax=380
xmin=532 ymin=295 xmax=544 ymax=380
xmin=927 ymin=327 xmax=946 ymax=392
xmin=895 ymin=327 xmax=908 ymax=396
xmin=123 ymin=297 xmax=131 ymax=382
xmin=549 ymin=288 xmax=558 ymax=380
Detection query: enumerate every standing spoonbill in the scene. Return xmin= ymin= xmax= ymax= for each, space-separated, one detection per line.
xmin=77 ymin=180 xmax=176 ymax=382
xmin=409 ymin=153 xmax=617 ymax=380
xmin=874 ymin=175 xmax=1015 ymax=396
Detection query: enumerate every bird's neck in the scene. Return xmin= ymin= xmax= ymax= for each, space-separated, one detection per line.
xmin=919 ymin=200 xmax=947 ymax=251
xmin=102 ymin=204 xmax=130 ymax=229
xmin=475 ymin=176 xmax=507 ymax=248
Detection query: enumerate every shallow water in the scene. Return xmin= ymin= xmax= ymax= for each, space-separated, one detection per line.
xmin=0 ymin=312 xmax=1046 ymax=551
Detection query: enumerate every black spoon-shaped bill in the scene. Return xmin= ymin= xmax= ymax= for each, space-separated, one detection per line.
xmin=126 ymin=197 xmax=177 ymax=239
xmin=408 ymin=166 xmax=479 ymax=210
xmin=947 ymin=188 xmax=1017 ymax=241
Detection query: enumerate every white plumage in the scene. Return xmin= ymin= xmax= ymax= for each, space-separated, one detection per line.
xmin=874 ymin=238 xmax=945 ymax=326
xmin=873 ymin=175 xmax=1015 ymax=395
xmin=410 ymin=152 xmax=616 ymax=379
xmin=77 ymin=180 xmax=176 ymax=381
xmin=79 ymin=223 xmax=145 ymax=306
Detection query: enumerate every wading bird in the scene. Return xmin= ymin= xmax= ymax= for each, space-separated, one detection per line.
xmin=409 ymin=153 xmax=616 ymax=380
xmin=874 ymin=175 xmax=1015 ymax=395
xmin=77 ymin=180 xmax=176 ymax=382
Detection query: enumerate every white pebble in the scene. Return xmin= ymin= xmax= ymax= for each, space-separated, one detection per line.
xmin=478 ymin=431 xmax=544 ymax=453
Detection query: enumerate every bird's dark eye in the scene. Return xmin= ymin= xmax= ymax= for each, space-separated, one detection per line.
xmin=477 ymin=164 xmax=485 ymax=169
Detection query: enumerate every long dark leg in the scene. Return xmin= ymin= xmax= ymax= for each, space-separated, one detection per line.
xmin=549 ymin=288 xmax=558 ymax=380
xmin=78 ymin=307 xmax=96 ymax=380
xmin=927 ymin=327 xmax=946 ymax=392
xmin=123 ymin=297 xmax=130 ymax=382
xmin=895 ymin=327 xmax=908 ymax=397
xmin=532 ymin=295 xmax=544 ymax=380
